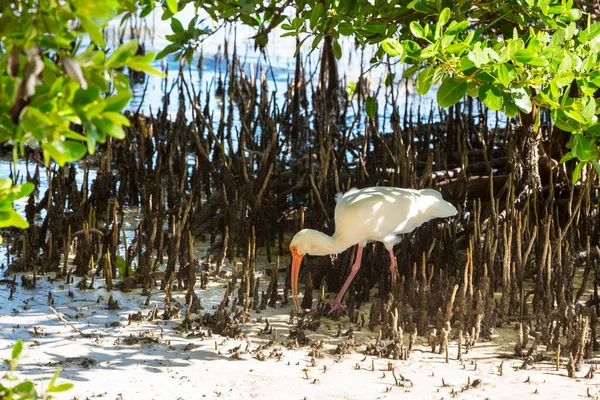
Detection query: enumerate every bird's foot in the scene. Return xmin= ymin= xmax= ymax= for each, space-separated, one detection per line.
xmin=328 ymin=301 xmax=345 ymax=315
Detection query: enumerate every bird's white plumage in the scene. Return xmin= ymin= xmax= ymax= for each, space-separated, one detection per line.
xmin=333 ymin=187 xmax=457 ymax=249
xmin=290 ymin=186 xmax=457 ymax=257
xmin=289 ymin=186 xmax=458 ymax=312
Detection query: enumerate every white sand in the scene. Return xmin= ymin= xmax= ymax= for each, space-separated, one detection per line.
xmin=1 ymin=271 xmax=599 ymax=400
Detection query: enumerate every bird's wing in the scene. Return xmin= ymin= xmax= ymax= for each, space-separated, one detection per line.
xmin=334 ymin=187 xmax=415 ymax=242
xmin=334 ymin=187 xmax=360 ymax=204
xmin=333 ymin=187 xmax=456 ymax=247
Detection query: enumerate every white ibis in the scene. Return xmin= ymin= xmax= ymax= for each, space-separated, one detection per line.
xmin=289 ymin=186 xmax=458 ymax=313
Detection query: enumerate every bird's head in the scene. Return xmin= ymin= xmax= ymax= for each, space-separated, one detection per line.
xmin=289 ymin=229 xmax=319 ymax=312
xmin=290 ymin=229 xmax=316 ymax=256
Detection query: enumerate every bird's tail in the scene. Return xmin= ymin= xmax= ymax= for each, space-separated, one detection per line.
xmin=420 ymin=189 xmax=458 ymax=218
xmin=437 ymin=200 xmax=458 ymax=218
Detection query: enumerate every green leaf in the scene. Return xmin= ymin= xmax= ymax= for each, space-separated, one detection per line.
xmin=416 ymin=67 xmax=435 ymax=95
xmin=310 ymin=3 xmax=323 ymax=29
xmin=128 ymin=53 xmax=166 ymax=77
xmin=332 ymin=39 xmax=342 ymax=60
xmin=103 ymin=111 xmax=131 ymax=127
xmin=166 ymin=0 xmax=178 ymax=14
xmin=572 ymin=134 xmax=597 ymax=161
xmin=592 ymin=160 xmax=600 ymax=182
xmin=553 ymin=109 xmax=580 ymax=132
xmin=311 ymin=35 xmax=323 ymax=51
xmin=363 ymin=22 xmax=386 ymax=34
xmin=460 ymin=58 xmax=477 ymax=75
xmin=48 ymin=382 xmax=74 ymax=393
xmin=539 ymin=0 xmax=549 ymax=15
xmin=525 ymin=56 xmax=548 ymax=67
xmin=48 ymin=368 xmax=60 ymax=387
xmin=338 ymin=22 xmax=354 ymax=36
xmin=534 ymin=107 xmax=541 ymax=132
xmin=0 ymin=181 xmax=34 ymax=209
xmin=559 ymin=151 xmax=575 ymax=163
xmin=140 ymin=3 xmax=154 ymax=18
xmin=0 ymin=209 xmax=29 ymax=228
xmin=402 ymin=40 xmax=421 ymax=58
xmin=156 ymin=43 xmax=180 ymax=60
xmin=538 ymin=90 xmax=559 ymax=108
xmin=479 ymin=84 xmax=504 ymax=111
xmin=582 ymin=98 xmax=596 ymax=122
xmin=475 ymin=70 xmax=495 ymax=83
xmin=587 ymin=23 xmax=600 ymax=42
xmin=21 ymin=107 xmax=51 ymax=140
xmin=44 ymin=140 xmax=88 ymax=166
xmin=467 ymin=81 xmax=480 ymax=97
xmin=568 ymin=8 xmax=582 ymax=21
xmin=419 ymin=45 xmax=436 ymax=59
xmin=74 ymin=87 xmax=101 ymax=106
xmin=219 ymin=6 xmax=239 ymax=18
xmin=366 ymin=96 xmax=377 ymax=119
xmin=559 ymin=53 xmax=573 ymax=72
xmin=241 ymin=3 xmax=254 ymax=15
xmin=514 ymin=49 xmax=534 ymax=63
xmin=0 ymin=179 xmax=13 ymax=191
xmin=14 ymin=182 xmax=34 ymax=200
xmin=548 ymin=5 xmax=566 ymax=14
xmin=497 ymin=64 xmax=510 ymax=88
xmin=572 ymin=161 xmax=584 ymax=184
xmin=385 ymin=73 xmax=395 ymax=87
xmin=434 ymin=20 xmax=442 ymax=40
xmin=437 ymin=77 xmax=467 ymax=108
xmin=586 ymin=123 xmax=600 ymax=136
xmin=402 ymin=64 xmax=421 ymax=78
xmin=409 ymin=0 xmax=435 ymax=13
xmin=79 ymin=15 xmax=105 ymax=47
xmin=46 ymin=367 xmax=73 ymax=392
xmin=565 ymin=110 xmax=586 ymax=124
xmin=554 ymin=72 xmax=574 ymax=87
xmin=445 ymin=21 xmax=470 ymax=36
xmin=93 ymin=116 xmax=126 ymax=140
xmin=107 ymin=40 xmax=139 ymax=68
xmin=381 ymin=38 xmax=403 ymax=57
xmin=12 ymin=339 xmax=23 ymax=360
xmin=104 ymin=90 xmax=133 ymax=112
xmin=468 ymin=48 xmax=487 ymax=68
xmin=116 ymin=255 xmax=128 ymax=278
xmin=444 ymin=43 xmax=468 ymax=54
xmin=63 ymin=130 xmax=88 ymax=142
xmin=410 ymin=21 xmax=425 ymax=39
xmin=503 ymin=94 xmax=519 ymax=117
xmin=14 ymin=380 xmax=35 ymax=395
xmin=171 ymin=18 xmax=183 ymax=34
xmin=511 ymin=87 xmax=532 ymax=113
xmin=346 ymin=81 xmax=356 ymax=96
xmin=439 ymin=8 xmax=451 ymax=26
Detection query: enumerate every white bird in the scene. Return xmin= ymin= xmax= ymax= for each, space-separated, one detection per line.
xmin=289 ymin=186 xmax=458 ymax=313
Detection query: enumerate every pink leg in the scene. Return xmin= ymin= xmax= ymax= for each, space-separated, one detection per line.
xmin=329 ymin=245 xmax=365 ymax=314
xmin=389 ymin=249 xmax=397 ymax=286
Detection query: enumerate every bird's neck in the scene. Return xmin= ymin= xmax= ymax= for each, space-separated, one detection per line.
xmin=308 ymin=230 xmax=354 ymax=256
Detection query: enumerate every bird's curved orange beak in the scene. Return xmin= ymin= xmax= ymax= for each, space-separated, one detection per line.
xmin=290 ymin=246 xmax=304 ymax=312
